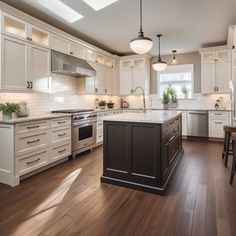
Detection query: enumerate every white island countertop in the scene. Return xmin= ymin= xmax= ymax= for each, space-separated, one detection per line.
xmin=103 ymin=110 xmax=182 ymax=124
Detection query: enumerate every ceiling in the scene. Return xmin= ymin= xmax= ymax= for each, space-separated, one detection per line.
xmin=1 ymin=0 xmax=236 ymax=56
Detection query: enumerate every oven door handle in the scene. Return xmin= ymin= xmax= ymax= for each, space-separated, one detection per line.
xmin=73 ymin=121 xmax=97 ymax=128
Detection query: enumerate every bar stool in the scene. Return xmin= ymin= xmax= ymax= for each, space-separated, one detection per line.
xmin=230 ymin=134 xmax=236 ymax=184
xmin=222 ymin=126 xmax=236 ymax=167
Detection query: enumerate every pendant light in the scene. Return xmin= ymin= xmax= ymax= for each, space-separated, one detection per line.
xmin=172 ymin=50 xmax=177 ymax=64
xmin=130 ymin=0 xmax=153 ymax=54
xmin=152 ymin=34 xmax=167 ymax=71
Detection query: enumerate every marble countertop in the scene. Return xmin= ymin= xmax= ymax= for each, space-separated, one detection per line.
xmin=0 ymin=113 xmax=72 ymax=124
xmin=102 ymin=110 xmax=182 ymax=124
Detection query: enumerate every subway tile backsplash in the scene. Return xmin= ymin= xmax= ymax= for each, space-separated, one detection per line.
xmin=0 ymin=75 xmax=120 ymax=115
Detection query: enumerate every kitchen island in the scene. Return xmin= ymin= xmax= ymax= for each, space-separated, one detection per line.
xmin=101 ymin=110 xmax=183 ymax=195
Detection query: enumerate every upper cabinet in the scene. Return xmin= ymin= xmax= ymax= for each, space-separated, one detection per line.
xmin=1 ymin=35 xmax=50 ymax=91
xmin=120 ymin=56 xmax=150 ymax=95
xmin=70 ymin=42 xmax=86 ymax=59
xmin=201 ymin=49 xmax=232 ymax=94
xmin=86 ymin=48 xmax=113 ymax=67
xmin=1 ymin=12 xmax=50 ymax=48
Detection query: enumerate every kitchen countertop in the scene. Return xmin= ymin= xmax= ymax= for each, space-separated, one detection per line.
xmin=102 ymin=110 xmax=182 ymax=124
xmin=0 ymin=113 xmax=72 ymax=124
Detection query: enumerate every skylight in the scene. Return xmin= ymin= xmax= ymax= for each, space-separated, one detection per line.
xmin=35 ymin=0 xmax=83 ymax=23
xmin=82 ymin=0 xmax=119 ymax=11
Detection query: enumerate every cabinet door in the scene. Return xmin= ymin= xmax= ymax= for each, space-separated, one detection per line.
xmin=201 ymin=63 xmax=215 ymax=94
xmin=51 ymin=35 xmax=69 ymax=54
xmin=112 ymin=67 xmax=120 ymax=95
xmin=104 ymin=56 xmax=113 ymax=67
xmin=209 ymin=119 xmax=229 ymax=138
xmin=88 ymin=62 xmax=104 ymax=94
xmin=1 ymin=36 xmax=28 ymax=90
xmin=132 ymin=68 xmax=146 ymax=94
xmin=216 ymin=61 xmax=231 ymax=93
xmin=120 ymin=69 xmax=133 ymax=95
xmin=70 ymin=43 xmax=86 ymax=59
xmin=104 ymin=66 xmax=113 ymax=94
xmin=30 ymin=25 xmax=50 ymax=48
xmin=86 ymin=49 xmax=96 ymax=62
xmin=2 ymin=12 xmax=28 ymax=41
xmin=182 ymin=112 xmax=187 ymax=136
xmin=29 ymin=44 xmax=50 ymax=91
xmin=120 ymin=60 xmax=132 ymax=69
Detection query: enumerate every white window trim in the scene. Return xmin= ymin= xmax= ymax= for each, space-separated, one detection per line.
xmin=157 ymin=64 xmax=194 ymax=99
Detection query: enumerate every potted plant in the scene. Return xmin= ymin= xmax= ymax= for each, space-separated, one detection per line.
xmin=162 ymin=91 xmax=170 ymax=109
xmin=167 ymin=86 xmax=178 ymax=108
xmin=181 ymin=85 xmax=189 ymax=99
xmin=0 ymin=103 xmax=20 ymax=120
xmin=98 ymin=100 xmax=107 ymax=109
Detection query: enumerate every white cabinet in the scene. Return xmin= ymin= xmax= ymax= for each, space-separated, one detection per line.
xmin=1 ymin=35 xmax=50 ymax=91
xmin=0 ymin=116 xmax=71 ymax=186
xmin=29 ymin=44 xmax=50 ymax=91
xmin=51 ymin=34 xmax=70 ymax=54
xmin=120 ymin=56 xmax=150 ymax=95
xmin=104 ymin=66 xmax=113 ymax=94
xmin=1 ymin=12 xmax=50 ymax=48
xmin=86 ymin=48 xmax=112 ymax=67
xmin=209 ymin=111 xmax=230 ymax=138
xmin=201 ymin=49 xmax=231 ymax=94
xmin=181 ymin=111 xmax=187 ymax=136
xmin=112 ymin=57 xmax=120 ymax=95
xmin=70 ymin=42 xmax=86 ymax=59
xmin=1 ymin=35 xmax=28 ymax=90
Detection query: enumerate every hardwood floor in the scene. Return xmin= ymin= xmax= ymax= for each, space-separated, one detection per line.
xmin=0 ymin=140 xmax=236 ymax=236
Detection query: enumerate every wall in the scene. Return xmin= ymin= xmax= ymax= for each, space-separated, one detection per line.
xmin=150 ymin=52 xmax=201 ymax=94
xmin=0 ymin=75 xmax=120 ymax=115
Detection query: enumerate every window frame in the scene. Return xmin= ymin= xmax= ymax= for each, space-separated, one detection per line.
xmin=157 ymin=64 xmax=194 ymax=99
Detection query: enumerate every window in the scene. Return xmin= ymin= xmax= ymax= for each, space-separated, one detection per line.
xmin=157 ymin=64 xmax=194 ymax=99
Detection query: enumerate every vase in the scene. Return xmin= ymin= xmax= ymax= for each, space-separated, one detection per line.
xmin=2 ymin=112 xmax=12 ymax=120
xmin=163 ymin=104 xmax=169 ymax=110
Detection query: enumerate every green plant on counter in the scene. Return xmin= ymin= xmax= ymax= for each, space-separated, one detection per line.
xmin=0 ymin=103 xmax=20 ymax=115
xmin=162 ymin=91 xmax=170 ymax=105
xmin=98 ymin=100 xmax=106 ymax=107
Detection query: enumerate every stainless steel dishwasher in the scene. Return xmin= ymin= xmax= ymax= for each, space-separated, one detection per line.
xmin=187 ymin=111 xmax=209 ymax=138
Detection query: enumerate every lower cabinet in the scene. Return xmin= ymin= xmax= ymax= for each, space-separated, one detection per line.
xmin=0 ymin=116 xmax=72 ymax=187
xmin=209 ymin=111 xmax=230 ymax=138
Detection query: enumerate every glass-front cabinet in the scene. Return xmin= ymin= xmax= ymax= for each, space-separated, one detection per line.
xmin=1 ymin=12 xmax=50 ymax=48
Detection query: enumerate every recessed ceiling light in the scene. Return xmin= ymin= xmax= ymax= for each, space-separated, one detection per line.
xmin=35 ymin=0 xmax=83 ymax=23
xmin=82 ymin=0 xmax=119 ymax=11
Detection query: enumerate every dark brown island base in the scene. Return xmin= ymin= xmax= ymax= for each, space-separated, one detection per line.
xmin=101 ymin=111 xmax=184 ymax=195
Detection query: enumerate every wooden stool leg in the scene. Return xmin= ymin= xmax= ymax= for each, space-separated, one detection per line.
xmin=222 ymin=132 xmax=227 ymax=159
xmin=224 ymin=132 xmax=231 ymax=167
xmin=230 ymin=140 xmax=236 ymax=184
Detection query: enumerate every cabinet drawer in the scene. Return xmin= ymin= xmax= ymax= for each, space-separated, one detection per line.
xmin=209 ymin=118 xmax=229 ymax=138
xmin=51 ymin=143 xmax=71 ymax=162
xmin=50 ymin=117 xmax=71 ymax=128
xmin=51 ymin=126 xmax=71 ymax=144
xmin=15 ymin=131 xmax=48 ymax=156
xmin=15 ymin=148 xmax=48 ymax=176
xmin=15 ymin=120 xmax=49 ymax=134
xmin=209 ymin=111 xmax=229 ymax=118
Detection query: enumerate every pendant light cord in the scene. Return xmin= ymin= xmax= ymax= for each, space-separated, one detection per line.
xmin=158 ymin=35 xmax=161 ymax=60
xmin=139 ymin=0 xmax=143 ymax=34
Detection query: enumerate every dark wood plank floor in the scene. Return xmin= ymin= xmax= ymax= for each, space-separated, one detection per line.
xmin=0 ymin=140 xmax=236 ymax=236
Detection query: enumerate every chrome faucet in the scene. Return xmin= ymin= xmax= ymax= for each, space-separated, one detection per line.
xmin=135 ymin=86 xmax=146 ymax=112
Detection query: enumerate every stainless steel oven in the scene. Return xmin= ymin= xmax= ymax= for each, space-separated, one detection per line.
xmin=72 ymin=120 xmax=96 ymax=152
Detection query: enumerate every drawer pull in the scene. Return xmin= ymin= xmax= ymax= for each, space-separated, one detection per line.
xmin=27 ymin=158 xmax=40 ymax=165
xmin=215 ymin=122 xmax=223 ymax=124
xmin=215 ymin=113 xmax=223 ymax=115
xmin=27 ymin=139 xmax=40 ymax=144
xmin=98 ymin=135 xmax=102 ymax=138
xmin=58 ymin=121 xmax=66 ymax=124
xmin=58 ymin=133 xmax=66 ymax=137
xmin=27 ymin=125 xmax=39 ymax=129
xmin=58 ymin=148 xmax=66 ymax=154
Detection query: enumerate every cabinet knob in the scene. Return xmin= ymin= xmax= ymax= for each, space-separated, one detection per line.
xmin=95 ymin=88 xmax=98 ymax=93
xmin=26 ymin=81 xmax=30 ymax=88
xmin=30 ymin=81 xmax=33 ymax=89
xmin=70 ymin=51 xmax=73 ymax=55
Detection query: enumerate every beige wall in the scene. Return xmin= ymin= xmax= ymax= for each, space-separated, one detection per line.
xmin=150 ymin=52 xmax=201 ymax=94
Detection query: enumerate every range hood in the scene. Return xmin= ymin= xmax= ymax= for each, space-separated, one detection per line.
xmin=51 ymin=50 xmax=96 ymax=78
